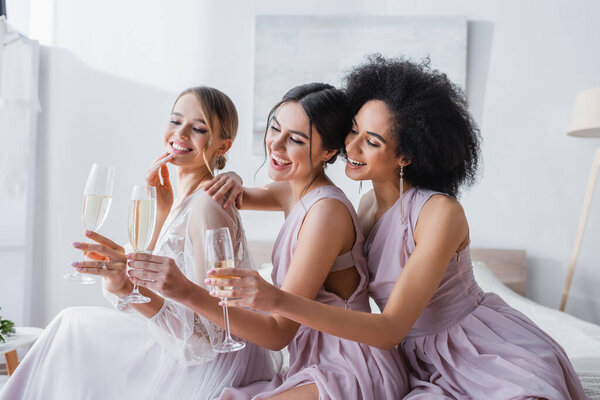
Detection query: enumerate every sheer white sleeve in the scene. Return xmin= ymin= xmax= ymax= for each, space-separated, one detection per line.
xmin=146 ymin=192 xmax=252 ymax=365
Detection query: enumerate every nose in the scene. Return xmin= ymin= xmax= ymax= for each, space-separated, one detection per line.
xmin=173 ymin=123 xmax=191 ymax=139
xmin=268 ymin=131 xmax=286 ymax=152
xmin=344 ymin=133 xmax=359 ymax=155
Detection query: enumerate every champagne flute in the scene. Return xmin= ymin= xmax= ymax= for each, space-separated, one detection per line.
xmin=121 ymin=185 xmax=157 ymax=304
xmin=206 ymin=227 xmax=246 ymax=353
xmin=65 ymin=163 xmax=115 ymax=283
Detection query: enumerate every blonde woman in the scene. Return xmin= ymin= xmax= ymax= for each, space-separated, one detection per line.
xmin=0 ymin=87 xmax=279 ymax=400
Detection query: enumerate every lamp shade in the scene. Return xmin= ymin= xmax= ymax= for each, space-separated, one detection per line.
xmin=568 ymin=87 xmax=600 ymax=137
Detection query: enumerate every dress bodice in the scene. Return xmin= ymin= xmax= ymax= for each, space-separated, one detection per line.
xmin=367 ymin=187 xmax=485 ymax=337
xmin=271 ymin=185 xmax=371 ymax=312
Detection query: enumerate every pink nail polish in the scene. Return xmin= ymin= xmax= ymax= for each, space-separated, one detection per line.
xmin=209 ymin=290 xmax=215 ymax=296
xmin=73 ymin=242 xmax=81 ymax=247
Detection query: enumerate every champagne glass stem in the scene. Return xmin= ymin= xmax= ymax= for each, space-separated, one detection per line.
xmin=65 ymin=237 xmax=96 ymax=283
xmin=131 ymin=283 xmax=142 ymax=297
xmin=223 ymin=300 xmax=232 ymax=340
xmin=83 ymin=237 xmax=91 ymax=261
xmin=221 ymin=298 xmax=238 ymax=344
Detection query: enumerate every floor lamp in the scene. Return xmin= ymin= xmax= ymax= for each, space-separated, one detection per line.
xmin=560 ymin=87 xmax=600 ymax=312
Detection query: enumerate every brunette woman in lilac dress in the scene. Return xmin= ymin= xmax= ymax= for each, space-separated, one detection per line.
xmin=129 ymin=83 xmax=409 ymax=399
xmin=207 ymin=56 xmax=586 ymax=399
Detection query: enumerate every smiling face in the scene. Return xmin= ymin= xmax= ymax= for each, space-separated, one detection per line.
xmin=344 ymin=100 xmax=405 ymax=183
xmin=265 ymin=101 xmax=335 ymax=183
xmin=163 ymin=93 xmax=229 ymax=170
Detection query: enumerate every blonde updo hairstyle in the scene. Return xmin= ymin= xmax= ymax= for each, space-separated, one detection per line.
xmin=173 ymin=86 xmax=238 ymax=174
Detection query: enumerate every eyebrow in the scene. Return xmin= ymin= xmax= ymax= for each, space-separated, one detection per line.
xmin=352 ymin=118 xmax=387 ymax=143
xmin=171 ymin=112 xmax=206 ymax=124
xmin=272 ymin=116 xmax=309 ymax=139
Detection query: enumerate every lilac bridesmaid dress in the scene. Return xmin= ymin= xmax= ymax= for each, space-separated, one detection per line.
xmin=367 ymin=187 xmax=587 ymax=399
xmin=221 ymin=186 xmax=409 ymax=400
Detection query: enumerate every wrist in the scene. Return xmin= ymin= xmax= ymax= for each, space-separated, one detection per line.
xmin=270 ymin=287 xmax=285 ymax=313
xmin=174 ymin=278 xmax=196 ymax=303
xmin=113 ymin=280 xmax=134 ymax=297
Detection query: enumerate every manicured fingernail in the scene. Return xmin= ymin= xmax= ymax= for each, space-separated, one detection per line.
xmin=207 ymin=269 xmax=215 ymax=275
xmin=219 ymin=301 xmax=225 ymax=306
xmin=73 ymin=242 xmax=81 ymax=247
xmin=85 ymin=230 xmax=92 ymax=236
xmin=76 ymin=267 xmax=82 ymax=271
xmin=204 ymin=279 xmax=210 ymax=284
xmin=209 ymin=290 xmax=215 ymax=296
xmin=71 ymin=261 xmax=79 ymax=266
xmin=126 ymin=253 xmax=133 ymax=258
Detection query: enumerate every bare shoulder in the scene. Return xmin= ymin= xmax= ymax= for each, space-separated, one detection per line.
xmin=299 ymin=197 xmax=354 ymax=252
xmin=421 ymin=194 xmax=465 ymax=222
xmin=416 ymin=194 xmax=468 ymax=240
xmin=357 ymin=189 xmax=375 ymax=217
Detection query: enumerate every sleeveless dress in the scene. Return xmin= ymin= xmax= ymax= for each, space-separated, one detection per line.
xmin=367 ymin=187 xmax=587 ymax=399
xmin=221 ymin=185 xmax=409 ymax=400
xmin=0 ymin=190 xmax=279 ymax=400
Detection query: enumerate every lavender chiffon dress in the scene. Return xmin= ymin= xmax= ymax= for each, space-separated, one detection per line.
xmin=221 ymin=186 xmax=409 ymax=399
xmin=367 ymin=187 xmax=587 ymax=399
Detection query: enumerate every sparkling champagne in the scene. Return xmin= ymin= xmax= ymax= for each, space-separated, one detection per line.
xmin=128 ymin=199 xmax=157 ymax=252
xmin=82 ymin=194 xmax=112 ymax=231
xmin=208 ymin=259 xmax=237 ymax=290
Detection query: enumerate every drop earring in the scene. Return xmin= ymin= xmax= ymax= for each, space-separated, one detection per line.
xmin=399 ymin=163 xmax=405 ymax=222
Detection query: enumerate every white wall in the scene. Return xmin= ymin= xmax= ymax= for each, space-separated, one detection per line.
xmin=6 ymin=0 xmax=600 ymax=326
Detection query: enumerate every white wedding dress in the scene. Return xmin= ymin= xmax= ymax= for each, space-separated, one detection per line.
xmin=0 ymin=190 xmax=280 ymax=400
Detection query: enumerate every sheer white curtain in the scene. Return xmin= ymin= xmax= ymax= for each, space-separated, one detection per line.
xmin=0 ymin=16 xmax=40 ymax=326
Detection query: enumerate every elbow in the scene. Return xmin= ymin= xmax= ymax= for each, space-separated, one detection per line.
xmin=372 ymin=326 xmax=406 ymax=350
xmin=265 ymin=332 xmax=295 ymax=351
xmin=376 ymin=339 xmax=401 ymax=351
xmin=267 ymin=342 xmax=287 ymax=352
xmin=268 ymin=336 xmax=293 ymax=351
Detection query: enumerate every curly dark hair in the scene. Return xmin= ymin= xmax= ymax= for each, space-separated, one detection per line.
xmin=344 ymin=54 xmax=481 ymax=197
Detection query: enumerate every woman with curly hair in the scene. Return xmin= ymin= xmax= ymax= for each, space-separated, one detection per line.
xmin=205 ymin=56 xmax=586 ymax=399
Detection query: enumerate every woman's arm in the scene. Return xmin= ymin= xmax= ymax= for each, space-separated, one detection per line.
xmin=145 ymin=153 xmax=174 ymax=251
xmin=209 ymin=195 xmax=469 ymax=349
xmin=203 ymin=172 xmax=289 ymax=211
xmin=129 ymin=197 xmax=355 ymax=351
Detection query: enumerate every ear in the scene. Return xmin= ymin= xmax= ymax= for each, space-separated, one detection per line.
xmin=217 ymin=138 xmax=233 ymax=156
xmin=398 ymin=156 xmax=411 ymax=168
xmin=323 ymin=149 xmax=339 ymax=163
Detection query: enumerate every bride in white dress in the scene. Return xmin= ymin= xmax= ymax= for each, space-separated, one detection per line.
xmin=0 ymin=87 xmax=280 ymax=400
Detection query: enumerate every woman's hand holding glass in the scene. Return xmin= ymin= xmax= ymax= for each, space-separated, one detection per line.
xmin=65 ymin=163 xmax=115 ymax=284
xmin=204 ymin=172 xmax=244 ymax=209
xmin=71 ymin=231 xmax=132 ymax=297
xmin=127 ymin=253 xmax=193 ymax=300
xmin=206 ymin=268 xmax=282 ymax=313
